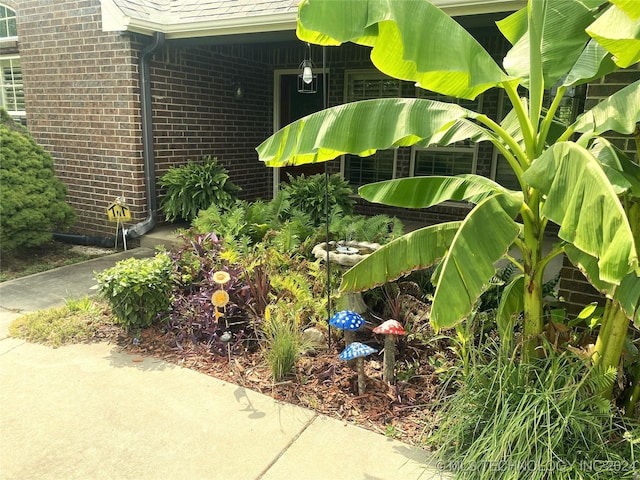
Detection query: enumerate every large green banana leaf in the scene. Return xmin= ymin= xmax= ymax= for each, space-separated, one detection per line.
xmin=565 ymin=245 xmax=640 ymax=326
xmin=611 ymin=0 xmax=640 ymax=19
xmin=590 ymin=138 xmax=640 ymax=198
xmin=587 ymin=1 xmax=640 ymax=68
xmin=523 ymin=142 xmax=638 ymax=284
xmin=295 ymin=0 xmax=515 ymax=100
xmin=430 ymin=194 xmax=521 ymax=330
xmin=358 ymin=174 xmax=522 ymax=216
xmin=340 ymin=221 xmax=461 ymax=292
xmin=563 ymin=39 xmax=619 ymax=87
xmin=497 ymin=0 xmax=603 ymax=89
xmin=571 ymin=80 xmax=640 ymax=136
xmin=256 ymin=98 xmax=481 ymax=167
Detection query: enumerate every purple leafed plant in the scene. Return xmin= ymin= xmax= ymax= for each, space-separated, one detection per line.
xmin=164 ymin=231 xmax=263 ymax=358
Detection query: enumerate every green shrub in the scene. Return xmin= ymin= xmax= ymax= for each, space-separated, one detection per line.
xmin=0 ymin=109 xmax=76 ymax=253
xmin=159 ymin=155 xmax=241 ymax=222
xmin=96 ymin=254 xmax=173 ymax=330
xmin=281 ymin=173 xmax=354 ymax=226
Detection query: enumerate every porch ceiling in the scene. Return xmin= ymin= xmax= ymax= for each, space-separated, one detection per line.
xmin=100 ymin=0 xmax=526 ymax=39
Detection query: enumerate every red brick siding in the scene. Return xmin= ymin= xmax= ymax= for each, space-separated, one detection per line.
xmin=16 ymin=0 xmax=144 ymax=237
xmin=151 ymin=43 xmax=274 ymax=203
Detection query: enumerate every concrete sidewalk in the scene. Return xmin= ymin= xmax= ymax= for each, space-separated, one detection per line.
xmin=0 ymin=248 xmax=447 ymax=480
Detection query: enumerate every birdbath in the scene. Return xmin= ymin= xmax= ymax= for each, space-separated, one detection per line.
xmin=339 ymin=342 xmax=378 ymax=395
xmin=312 ymin=240 xmax=381 ymax=314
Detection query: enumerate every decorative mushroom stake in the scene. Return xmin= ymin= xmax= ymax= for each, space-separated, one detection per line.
xmin=339 ymin=342 xmax=378 ymax=395
xmin=329 ymin=310 xmax=366 ymax=347
xmin=372 ymin=320 xmax=406 ymax=384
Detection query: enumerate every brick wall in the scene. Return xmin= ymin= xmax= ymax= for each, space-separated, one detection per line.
xmin=16 ymin=0 xmax=144 ymax=237
xmin=152 ymin=43 xmax=274 ymax=203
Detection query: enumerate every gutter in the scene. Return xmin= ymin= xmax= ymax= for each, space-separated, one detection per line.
xmin=124 ymin=31 xmax=165 ymax=240
xmin=121 ymin=12 xmax=298 ymax=40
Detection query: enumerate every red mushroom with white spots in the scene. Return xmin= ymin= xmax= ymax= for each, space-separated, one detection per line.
xmin=372 ymin=319 xmax=406 ymax=384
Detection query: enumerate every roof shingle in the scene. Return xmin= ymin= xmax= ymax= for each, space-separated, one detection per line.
xmin=110 ymin=0 xmax=299 ymax=23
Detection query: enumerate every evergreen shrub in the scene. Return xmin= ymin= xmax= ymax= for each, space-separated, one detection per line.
xmin=0 ymin=109 xmax=76 ymax=252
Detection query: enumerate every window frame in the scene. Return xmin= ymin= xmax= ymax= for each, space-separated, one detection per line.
xmin=0 ymin=54 xmax=25 ymax=118
xmin=341 ymin=69 xmax=400 ymax=189
xmin=0 ymin=4 xmax=18 ymax=40
xmin=409 ymin=91 xmax=483 ymax=179
xmin=410 ymin=143 xmax=480 ymax=177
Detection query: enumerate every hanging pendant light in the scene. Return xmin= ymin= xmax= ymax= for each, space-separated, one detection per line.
xmin=297 ymin=42 xmax=317 ymax=94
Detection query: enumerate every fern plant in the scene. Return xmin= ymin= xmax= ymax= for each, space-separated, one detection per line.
xmin=281 ymin=173 xmax=354 ymax=226
xmin=159 ymin=155 xmax=241 ymax=222
xmin=330 ymin=214 xmax=403 ymax=244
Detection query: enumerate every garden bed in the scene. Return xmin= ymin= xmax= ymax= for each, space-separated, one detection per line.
xmin=114 ymin=323 xmax=447 ymax=446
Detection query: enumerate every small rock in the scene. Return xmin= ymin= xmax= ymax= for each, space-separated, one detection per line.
xmin=302 ymin=327 xmax=326 ymax=351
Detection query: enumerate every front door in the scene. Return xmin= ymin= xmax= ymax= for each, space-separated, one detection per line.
xmin=278 ymin=73 xmax=325 ymax=183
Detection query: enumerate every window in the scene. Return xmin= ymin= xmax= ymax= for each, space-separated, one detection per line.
xmin=0 ymin=57 xmax=24 ymax=115
xmin=1 ymin=5 xmax=24 ymax=122
xmin=0 ymin=5 xmax=17 ymax=38
xmin=413 ymin=147 xmax=477 ymax=177
xmin=342 ymin=70 xmax=399 ymax=188
xmin=411 ymin=90 xmax=481 ymax=178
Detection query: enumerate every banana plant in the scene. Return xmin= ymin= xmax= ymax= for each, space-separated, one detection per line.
xmin=256 ymin=0 xmax=640 ymax=367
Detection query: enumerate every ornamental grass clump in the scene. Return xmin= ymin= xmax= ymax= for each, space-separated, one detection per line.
xmin=427 ymin=341 xmax=640 ymax=480
xmin=261 ymin=305 xmax=304 ymax=381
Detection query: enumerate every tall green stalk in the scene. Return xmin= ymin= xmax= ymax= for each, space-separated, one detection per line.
xmin=521 ymin=184 xmax=546 ymax=360
xmin=593 ymin=302 xmax=631 ymax=399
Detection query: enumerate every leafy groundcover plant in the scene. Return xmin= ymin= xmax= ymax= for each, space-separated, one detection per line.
xmin=9 ymin=296 xmax=112 ymax=347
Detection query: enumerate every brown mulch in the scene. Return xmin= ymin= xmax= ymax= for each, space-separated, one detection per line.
xmin=107 ymin=324 xmax=448 ymax=447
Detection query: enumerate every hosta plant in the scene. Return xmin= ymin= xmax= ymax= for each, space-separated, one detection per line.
xmin=159 ymin=155 xmax=241 ymax=222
